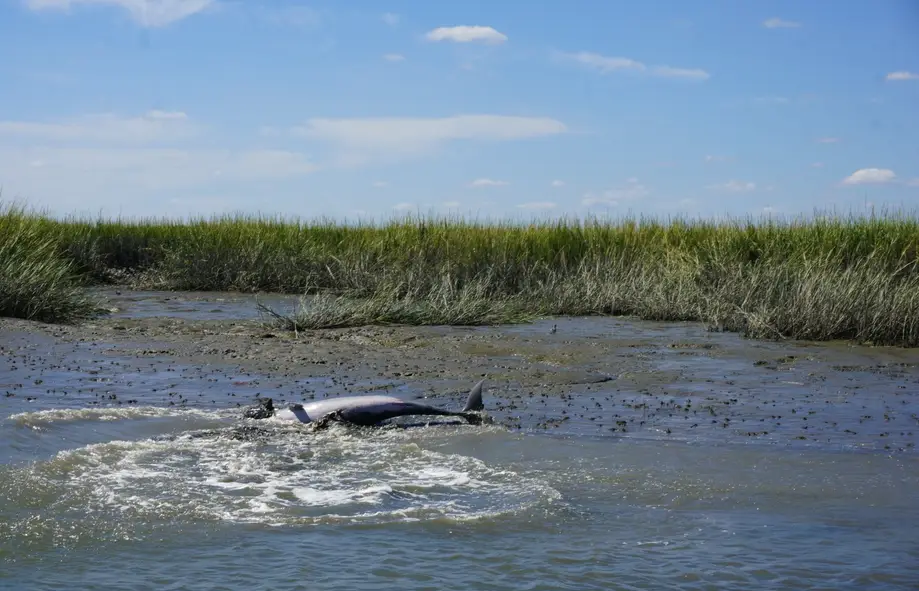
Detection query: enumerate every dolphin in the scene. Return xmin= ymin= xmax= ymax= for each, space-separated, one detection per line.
xmin=243 ymin=379 xmax=487 ymax=427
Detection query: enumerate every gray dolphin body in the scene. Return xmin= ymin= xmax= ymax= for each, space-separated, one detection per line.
xmin=244 ymin=380 xmax=487 ymax=427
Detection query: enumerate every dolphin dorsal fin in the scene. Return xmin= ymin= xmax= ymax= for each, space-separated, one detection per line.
xmin=462 ymin=379 xmax=485 ymax=412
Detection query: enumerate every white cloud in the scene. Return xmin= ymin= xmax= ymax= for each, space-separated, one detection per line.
xmin=560 ymin=51 xmax=645 ymax=73
xmin=442 ymin=201 xmax=461 ymax=208
xmin=517 ymin=202 xmax=556 ymax=210
xmin=25 ymin=0 xmax=214 ymax=27
xmin=0 ymin=108 xmax=325 ymax=215
xmin=0 ymin=109 xmax=318 ymax=209
xmin=425 ymin=25 xmax=507 ymax=44
xmin=0 ymin=111 xmax=195 ymax=144
xmin=651 ymin=66 xmax=711 ymax=80
xmin=811 ymin=162 xmax=824 ymax=168
xmin=816 ymin=137 xmax=841 ymax=143
xmin=763 ymin=17 xmax=802 ymax=29
xmin=4 ymin=147 xmax=317 ymax=181
xmin=372 ymin=180 xmax=388 ymax=188
xmin=886 ymin=71 xmax=919 ymax=81
xmin=0 ymin=146 xmax=318 ymax=212
xmin=558 ymin=51 xmax=709 ymax=80
xmin=708 ymin=180 xmax=756 ymax=192
xmin=469 ymin=178 xmax=508 ymax=187
xmin=383 ymin=53 xmax=405 ymax=62
xmin=392 ymin=202 xmax=415 ymax=211
xmin=382 ymin=12 xmax=399 ymax=26
xmin=551 ymin=179 xmax=564 ymax=187
xmin=293 ymin=115 xmax=567 ymax=159
xmin=842 ymin=168 xmax=896 ymax=185
xmin=907 ymin=178 xmax=919 ymax=187
xmin=582 ymin=178 xmax=650 ymax=206
xmin=704 ymin=154 xmax=729 ymax=163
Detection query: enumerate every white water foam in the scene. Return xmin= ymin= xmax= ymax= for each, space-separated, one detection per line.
xmin=8 ymin=406 xmax=232 ymax=427
xmin=17 ymin=425 xmax=560 ymax=527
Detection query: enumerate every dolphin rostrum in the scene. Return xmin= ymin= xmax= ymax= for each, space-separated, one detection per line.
xmin=243 ymin=379 xmax=487 ymax=427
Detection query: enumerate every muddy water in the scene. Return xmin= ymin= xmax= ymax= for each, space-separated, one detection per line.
xmin=2 ymin=290 xmax=918 ymax=590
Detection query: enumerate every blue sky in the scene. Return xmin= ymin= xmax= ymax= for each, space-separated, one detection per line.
xmin=1 ymin=0 xmax=917 ymax=221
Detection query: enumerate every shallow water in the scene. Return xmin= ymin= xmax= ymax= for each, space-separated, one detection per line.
xmin=2 ymin=291 xmax=919 ymax=590
xmin=97 ymin=288 xmax=302 ymax=321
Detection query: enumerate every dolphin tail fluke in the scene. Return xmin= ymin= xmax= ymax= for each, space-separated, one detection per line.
xmin=462 ymin=379 xmax=485 ymax=412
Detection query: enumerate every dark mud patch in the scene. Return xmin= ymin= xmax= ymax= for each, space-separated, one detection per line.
xmin=668 ymin=342 xmax=720 ymax=350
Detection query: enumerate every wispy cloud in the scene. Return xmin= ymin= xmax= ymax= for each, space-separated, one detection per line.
xmin=886 ymin=71 xmax=919 ymax=81
xmin=292 ymin=115 xmax=567 ymax=161
xmin=582 ymin=178 xmax=650 ymax=206
xmin=842 ymin=168 xmax=896 ymax=185
xmin=24 ymin=0 xmax=214 ymax=28
xmin=763 ymin=17 xmax=802 ymax=29
xmin=469 ymin=178 xmax=509 ymax=187
xmin=551 ymin=179 xmax=565 ymax=187
xmin=558 ymin=52 xmax=645 ymax=73
xmin=0 ymin=146 xmax=318 ymax=204
xmin=650 ymin=66 xmax=710 ymax=80
xmin=557 ymin=51 xmax=709 ymax=80
xmin=517 ymin=202 xmax=556 ymax=210
xmin=0 ymin=110 xmax=195 ymax=144
xmin=708 ymin=180 xmax=756 ymax=192
xmin=383 ymin=53 xmax=405 ymax=62
xmin=0 ymin=108 xmax=318 ymax=210
xmin=425 ymin=25 xmax=507 ymax=44
xmin=382 ymin=12 xmax=399 ymax=26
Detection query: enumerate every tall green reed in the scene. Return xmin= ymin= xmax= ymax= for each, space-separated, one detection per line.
xmin=4 ymin=204 xmax=918 ymax=345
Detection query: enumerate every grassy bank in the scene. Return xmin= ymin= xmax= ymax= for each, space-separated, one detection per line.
xmin=2 ymin=202 xmax=918 ymax=346
xmin=0 ymin=205 xmax=101 ymax=324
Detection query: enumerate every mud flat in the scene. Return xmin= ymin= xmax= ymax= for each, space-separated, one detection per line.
xmin=2 ymin=289 xmax=919 ymax=590
xmin=4 ymin=288 xmax=918 ymax=452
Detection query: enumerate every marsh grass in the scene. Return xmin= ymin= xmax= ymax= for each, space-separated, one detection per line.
xmin=3 ymin=201 xmax=918 ymax=345
xmin=0 ymin=204 xmax=102 ymax=323
xmin=258 ymin=278 xmax=535 ymax=331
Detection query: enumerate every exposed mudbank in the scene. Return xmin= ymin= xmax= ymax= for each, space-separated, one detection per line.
xmin=3 ymin=289 xmax=918 ymax=455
